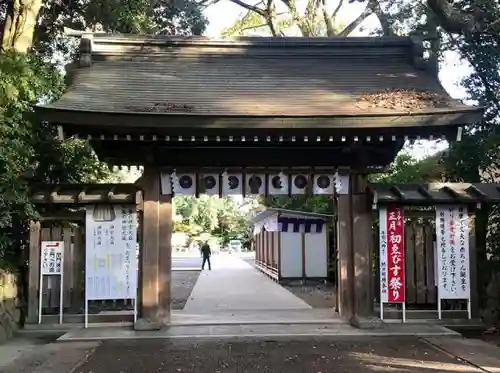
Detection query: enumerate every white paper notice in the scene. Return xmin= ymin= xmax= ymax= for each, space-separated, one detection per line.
xmin=435 ymin=205 xmax=470 ymax=300
xmin=41 ymin=241 xmax=64 ymax=275
xmin=85 ymin=205 xmax=138 ymax=300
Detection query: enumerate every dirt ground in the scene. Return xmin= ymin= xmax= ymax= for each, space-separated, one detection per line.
xmin=460 ymin=328 xmax=500 ymax=347
xmin=171 ymin=271 xmax=200 ymax=310
xmin=283 ymin=282 xmax=337 ymax=309
xmin=75 ymin=337 xmax=481 ymax=373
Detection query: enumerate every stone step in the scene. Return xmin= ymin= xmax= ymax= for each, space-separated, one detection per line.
xmin=57 ymin=322 xmax=461 ymax=341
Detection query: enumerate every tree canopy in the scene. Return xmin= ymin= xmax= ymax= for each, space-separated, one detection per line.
xmin=0 ymin=0 xmax=208 ymax=271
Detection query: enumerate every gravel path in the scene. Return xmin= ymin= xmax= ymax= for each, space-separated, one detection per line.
xmin=283 ymin=282 xmax=337 ymax=309
xmin=76 ymin=337 xmax=479 ymax=373
xmin=171 ymin=271 xmax=201 ymax=310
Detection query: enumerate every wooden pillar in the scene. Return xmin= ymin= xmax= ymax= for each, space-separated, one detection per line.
xmin=158 ymin=194 xmax=172 ymax=320
xmin=135 ymin=166 xmax=172 ymax=330
xmin=27 ymin=221 xmax=41 ymax=323
xmin=469 ymin=218 xmax=479 ymax=318
xmin=351 ymin=175 xmax=375 ymax=321
xmin=337 ymin=191 xmax=353 ymax=319
xmin=337 ymin=173 xmax=381 ymax=328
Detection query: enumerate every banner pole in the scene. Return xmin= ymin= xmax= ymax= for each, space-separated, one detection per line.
xmin=402 ymin=302 xmax=406 ymax=323
xmin=134 ymin=298 xmax=138 ymax=324
xmin=85 ymin=296 xmax=89 ymax=328
xmin=59 ymin=247 xmax=64 ymax=324
xmin=380 ymin=302 xmax=384 ymax=321
xmin=59 ymin=272 xmax=64 ymax=324
xmin=467 ymin=298 xmax=472 ymax=320
xmin=437 ymin=297 xmax=442 ymax=320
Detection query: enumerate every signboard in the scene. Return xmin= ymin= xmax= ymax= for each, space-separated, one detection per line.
xmin=41 ymin=241 xmax=63 ymax=275
xmin=380 ymin=205 xmax=405 ymax=303
xmin=85 ymin=204 xmax=138 ymax=328
xmin=39 ymin=241 xmax=64 ymax=324
xmin=379 ymin=205 xmax=406 ymax=322
xmin=435 ymin=206 xmax=471 ymax=314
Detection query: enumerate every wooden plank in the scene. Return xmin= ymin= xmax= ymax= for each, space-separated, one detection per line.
xmin=414 ymin=224 xmax=427 ymax=304
xmin=262 ymin=232 xmax=266 ymax=265
xmin=268 ymin=232 xmax=273 ymax=267
xmin=254 ymin=233 xmax=258 ymax=263
xmin=405 ymin=224 xmax=416 ymax=305
xmin=424 ymin=224 xmax=437 ymax=304
xmin=468 ymin=218 xmax=479 ymax=317
xmin=40 ymin=228 xmax=51 ymax=309
xmin=62 ymin=227 xmax=73 ymax=308
xmin=373 ymin=224 xmax=380 ymax=302
xmin=50 ymin=227 xmax=63 ymax=309
xmin=74 ymin=226 xmax=85 ymax=309
xmin=266 ymin=231 xmax=270 ymax=266
xmin=136 ymin=212 xmax=143 ymax=309
xmin=273 ymin=232 xmax=279 ymax=269
xmin=270 ymin=232 xmax=274 ymax=268
xmin=27 ymin=221 xmax=41 ymax=323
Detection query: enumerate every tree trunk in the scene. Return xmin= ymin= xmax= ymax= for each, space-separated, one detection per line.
xmin=1 ymin=0 xmax=42 ymax=52
xmin=426 ymin=0 xmax=488 ymax=34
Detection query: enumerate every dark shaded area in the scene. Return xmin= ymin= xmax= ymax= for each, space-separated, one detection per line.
xmin=77 ymin=337 xmax=476 ymax=373
xmin=13 ymin=331 xmax=64 ymax=344
xmin=454 ymin=327 xmax=500 ymax=347
xmin=171 ymin=270 xmax=200 ymax=310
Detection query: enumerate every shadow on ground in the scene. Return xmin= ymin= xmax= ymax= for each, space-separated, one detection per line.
xmin=171 ymin=271 xmax=201 ymax=310
xmin=76 ymin=337 xmax=480 ymax=373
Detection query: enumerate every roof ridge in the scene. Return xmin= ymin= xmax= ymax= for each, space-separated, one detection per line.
xmin=78 ymin=34 xmax=416 ymax=47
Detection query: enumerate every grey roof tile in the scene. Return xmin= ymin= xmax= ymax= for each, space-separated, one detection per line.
xmin=41 ymin=36 xmax=477 ymax=117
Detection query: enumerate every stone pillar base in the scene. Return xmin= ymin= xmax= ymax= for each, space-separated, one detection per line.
xmin=134 ymin=318 xmax=163 ymax=331
xmin=350 ymin=315 xmax=385 ymax=329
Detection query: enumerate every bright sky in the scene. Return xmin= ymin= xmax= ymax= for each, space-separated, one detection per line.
xmin=203 ymin=1 xmax=473 ymax=160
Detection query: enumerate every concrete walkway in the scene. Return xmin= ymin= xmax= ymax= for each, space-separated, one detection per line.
xmin=183 ymin=255 xmax=312 ymax=313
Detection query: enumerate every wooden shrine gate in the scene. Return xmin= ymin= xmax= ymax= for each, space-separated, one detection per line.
xmin=34 ymin=35 xmax=482 ymax=329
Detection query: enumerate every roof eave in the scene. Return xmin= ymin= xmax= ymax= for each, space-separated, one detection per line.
xmin=35 ymin=106 xmax=483 ymax=130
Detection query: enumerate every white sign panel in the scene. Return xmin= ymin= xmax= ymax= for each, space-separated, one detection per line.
xmin=41 ymin=241 xmax=64 ymax=275
xmin=435 ymin=206 xmax=470 ymax=300
xmin=379 ymin=207 xmax=389 ymax=303
xmin=85 ymin=205 xmax=138 ymax=300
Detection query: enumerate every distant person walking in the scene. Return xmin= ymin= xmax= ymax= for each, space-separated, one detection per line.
xmin=201 ymin=241 xmax=212 ymax=270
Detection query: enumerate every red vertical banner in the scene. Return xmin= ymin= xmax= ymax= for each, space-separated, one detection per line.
xmin=386 ymin=205 xmax=405 ymax=303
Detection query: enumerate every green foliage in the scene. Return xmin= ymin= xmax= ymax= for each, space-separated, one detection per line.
xmin=446 ymin=0 xmax=500 ymax=263
xmin=263 ymin=195 xmax=334 ymax=214
xmin=0 ymin=50 xmax=115 ymax=270
xmin=370 ymin=151 xmax=445 ymax=184
xmin=0 ymin=0 xmax=210 ymax=273
xmin=34 ymin=0 xmax=208 ymax=58
xmin=173 ymin=196 xmax=256 ymax=248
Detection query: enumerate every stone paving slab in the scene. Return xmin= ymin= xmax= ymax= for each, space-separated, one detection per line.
xmin=72 ymin=337 xmax=482 ymax=373
xmin=170 ymin=308 xmax=341 ymax=325
xmin=423 ymin=336 xmax=500 ymax=373
xmin=58 ymin=322 xmax=460 ymax=341
xmin=183 ymin=256 xmax=311 ymax=312
xmin=1 ymin=341 xmax=99 ymax=373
